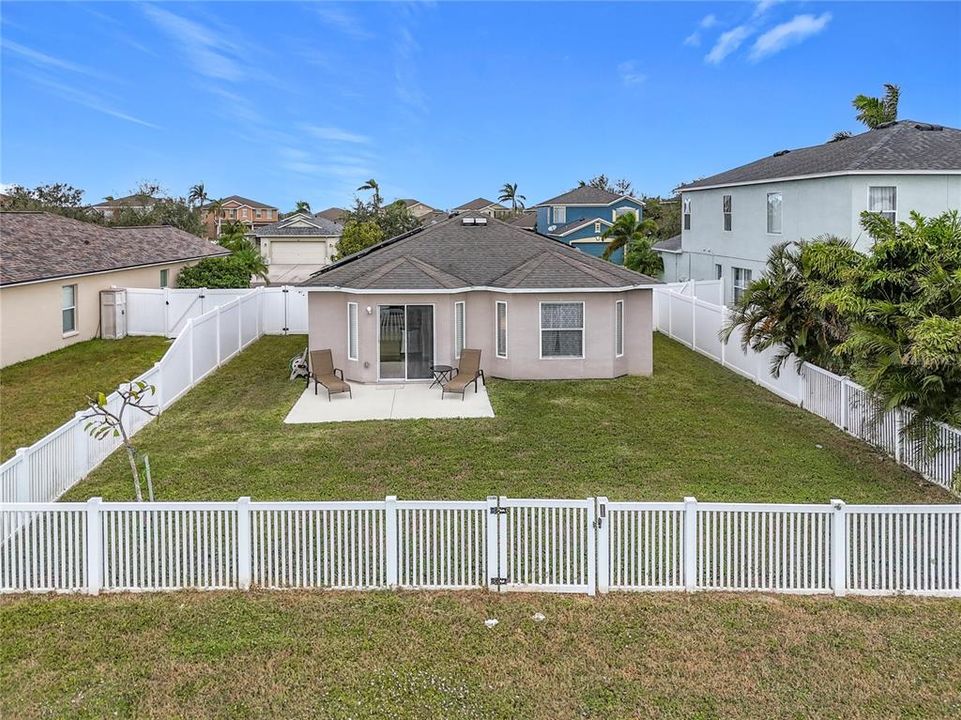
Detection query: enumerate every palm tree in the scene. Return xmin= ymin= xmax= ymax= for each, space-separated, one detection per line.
xmin=601 ymin=213 xmax=658 ymax=265
xmin=852 ymin=83 xmax=900 ymax=129
xmin=357 ymin=179 xmax=381 ymax=209
xmin=498 ymin=182 xmax=526 ymax=212
xmin=188 ymin=183 xmax=208 ymax=209
xmin=205 ymin=198 xmax=225 ymax=237
xmin=293 ymin=200 xmax=311 ymax=215
xmin=829 ymin=131 xmax=852 ymax=143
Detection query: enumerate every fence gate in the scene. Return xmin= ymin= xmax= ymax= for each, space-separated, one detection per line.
xmin=488 ymin=497 xmax=596 ymax=595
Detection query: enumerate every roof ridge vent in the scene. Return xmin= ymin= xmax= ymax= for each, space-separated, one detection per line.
xmin=772 ymin=149 xmax=791 ymax=157
xmin=913 ymin=122 xmax=943 ymax=131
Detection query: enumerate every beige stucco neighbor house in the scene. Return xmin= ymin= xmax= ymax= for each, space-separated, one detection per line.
xmin=0 ymin=211 xmax=228 ymax=367
xmin=301 ymin=213 xmax=659 ymax=383
xmin=252 ymin=212 xmax=343 ymax=285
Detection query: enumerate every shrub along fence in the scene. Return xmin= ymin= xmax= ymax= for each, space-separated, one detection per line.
xmin=1 ymin=496 xmax=958 ymax=597
xmin=654 ymin=284 xmax=961 ymax=495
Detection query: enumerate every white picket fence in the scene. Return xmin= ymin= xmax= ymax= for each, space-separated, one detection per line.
xmin=2 ymin=495 xmax=958 ymax=597
xmin=653 ymin=287 xmax=961 ymax=494
xmin=0 ymin=288 xmax=282 ymax=505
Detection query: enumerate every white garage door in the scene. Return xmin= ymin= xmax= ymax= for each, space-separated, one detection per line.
xmin=270 ymin=240 xmax=328 ymax=264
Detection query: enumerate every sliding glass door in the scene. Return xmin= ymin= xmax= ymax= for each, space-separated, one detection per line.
xmin=378 ymin=304 xmax=434 ymax=380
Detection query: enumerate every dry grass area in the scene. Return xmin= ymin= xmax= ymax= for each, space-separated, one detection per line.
xmin=2 ymin=590 xmax=960 ymax=719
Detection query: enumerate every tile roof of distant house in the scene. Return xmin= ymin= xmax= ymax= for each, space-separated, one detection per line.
xmin=652 ymin=234 xmax=682 ymax=253
xmin=453 ymin=197 xmax=507 ymax=212
xmin=205 ymin=195 xmax=277 ymax=210
xmin=0 ymin=211 xmax=228 ymax=286
xmin=315 ymin=207 xmax=347 ymax=222
xmin=507 ymin=209 xmax=537 ymax=230
xmin=536 ymin=186 xmax=643 ymax=206
xmin=253 ymin=213 xmax=342 ymax=237
xmin=679 ymin=120 xmax=961 ymax=191
xmin=91 ymin=194 xmax=159 ymax=208
xmin=302 ymin=213 xmax=659 ymax=290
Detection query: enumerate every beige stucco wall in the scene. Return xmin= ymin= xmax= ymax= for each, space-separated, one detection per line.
xmin=0 ymin=262 xmax=192 ymax=367
xmin=307 ymin=288 xmax=653 ymax=382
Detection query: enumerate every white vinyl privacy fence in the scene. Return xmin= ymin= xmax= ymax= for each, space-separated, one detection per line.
xmin=653 ymin=286 xmax=961 ymax=495
xmin=0 ymin=287 xmax=307 ymax=505
xmin=2 ymin=496 xmax=958 ymax=597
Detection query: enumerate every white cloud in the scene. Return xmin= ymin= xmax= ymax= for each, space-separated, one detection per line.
xmin=753 ymin=0 xmax=782 ymax=18
xmin=303 ymin=125 xmax=370 ymax=144
xmin=750 ymin=13 xmax=832 ymax=61
xmin=700 ymin=14 xmax=718 ymax=29
xmin=617 ymin=61 xmax=646 ymax=87
xmin=20 ymin=72 xmax=160 ymax=129
xmin=1 ymin=39 xmax=100 ymax=77
xmin=684 ymin=14 xmax=718 ymax=48
xmin=313 ymin=5 xmax=372 ymax=40
xmin=684 ymin=32 xmax=701 ymax=47
xmin=142 ymin=5 xmax=245 ymax=81
xmin=705 ymin=25 xmax=752 ymax=64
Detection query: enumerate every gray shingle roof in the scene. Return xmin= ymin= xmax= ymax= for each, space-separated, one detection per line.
xmin=507 ymin=210 xmax=537 ymax=230
xmin=453 ymin=197 xmax=506 ymax=212
xmin=315 ymin=207 xmax=347 ymax=223
xmin=302 ymin=214 xmax=658 ymax=290
xmin=203 ymin=195 xmax=277 ymax=210
xmin=0 ymin=212 xmax=229 ymax=286
xmin=536 ymin=186 xmax=634 ymax=206
xmin=91 ymin=194 xmax=159 ymax=208
xmin=652 ymin=234 xmax=681 ymax=253
xmin=680 ymin=120 xmax=961 ymax=190
xmin=253 ymin=213 xmax=342 ymax=237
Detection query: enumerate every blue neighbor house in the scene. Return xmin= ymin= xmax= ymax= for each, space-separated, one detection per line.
xmin=533 ymin=186 xmax=645 ymax=264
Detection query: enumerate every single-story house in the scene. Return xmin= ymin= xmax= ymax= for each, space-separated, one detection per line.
xmin=0 ymin=211 xmax=227 ymax=367
xmin=301 ymin=213 xmax=659 ymax=382
xmin=252 ymin=212 xmax=343 ymax=285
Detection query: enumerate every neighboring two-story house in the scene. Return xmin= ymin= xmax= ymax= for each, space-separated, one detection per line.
xmin=202 ymin=195 xmax=279 ymax=238
xmin=662 ymin=120 xmax=961 ymax=304
xmin=452 ymin=198 xmax=510 ymax=217
xmin=533 ymin=186 xmax=645 ymax=264
xmin=91 ymin=194 xmax=159 ymax=220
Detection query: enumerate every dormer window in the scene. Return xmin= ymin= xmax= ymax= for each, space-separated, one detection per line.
xmin=594 ymin=221 xmax=602 ymax=234
xmin=553 ymin=206 xmax=566 ymax=224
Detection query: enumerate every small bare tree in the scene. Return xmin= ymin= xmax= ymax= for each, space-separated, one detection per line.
xmin=83 ymin=380 xmax=158 ymax=501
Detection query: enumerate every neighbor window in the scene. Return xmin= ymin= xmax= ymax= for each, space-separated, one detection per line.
xmin=722 ymin=195 xmax=732 ymax=231
xmin=683 ymin=198 xmax=692 ymax=230
xmin=61 ymin=284 xmax=77 ymax=334
xmin=496 ymin=301 xmax=508 ymax=358
xmin=766 ymin=192 xmax=783 ymax=234
xmin=255 ymin=209 xmax=262 ymax=218
xmin=242 ymin=208 xmax=248 ymax=218
xmin=347 ymin=302 xmax=358 ymax=360
xmin=540 ymin=302 xmax=584 ymax=358
xmin=615 ymin=300 xmax=624 ymax=357
xmin=454 ymin=301 xmax=466 ymax=358
xmin=732 ymin=267 xmax=752 ymax=303
xmin=715 ymin=263 xmax=723 ymax=280
xmin=868 ymin=186 xmax=897 ymax=224
xmin=553 ymin=206 xmax=567 ymax=224
xmin=160 ymin=269 xmax=169 ymax=288
xmin=614 ymin=206 xmax=637 ymax=221
xmin=594 ymin=221 xmax=602 ymax=234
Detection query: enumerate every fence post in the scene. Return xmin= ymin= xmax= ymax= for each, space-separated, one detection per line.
xmin=683 ymin=496 xmax=698 ymax=592
xmin=798 ymin=363 xmax=807 ymax=409
xmin=719 ymin=307 xmax=727 ymax=368
xmin=831 ymin=499 xmax=847 ymax=597
xmin=595 ymin=497 xmax=609 ymax=594
xmin=215 ymin=304 xmax=222 ymax=366
xmin=162 ymin=287 xmax=171 ymax=337
xmin=385 ymin=495 xmax=398 ymax=588
xmin=840 ymin=378 xmax=849 ymax=432
xmin=151 ymin=362 xmax=165 ymax=413
xmin=187 ymin=322 xmax=195 ymax=384
xmin=86 ymin=497 xmax=102 ymax=595
xmin=486 ymin=495 xmax=500 ymax=591
xmin=73 ymin=411 xmax=89 ymax=479
xmin=894 ymin=408 xmax=903 ymax=464
xmin=14 ymin=448 xmax=30 ymax=502
xmin=237 ymin=496 xmax=251 ymax=590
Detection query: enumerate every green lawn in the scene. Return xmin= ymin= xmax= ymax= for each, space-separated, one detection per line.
xmin=2 ymin=590 xmax=959 ymax=719
xmin=0 ymin=336 xmax=170 ymax=461
xmin=65 ymin=333 xmax=951 ymax=504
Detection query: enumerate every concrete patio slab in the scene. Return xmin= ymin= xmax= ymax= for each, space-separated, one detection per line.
xmin=284 ymin=381 xmax=495 ymax=423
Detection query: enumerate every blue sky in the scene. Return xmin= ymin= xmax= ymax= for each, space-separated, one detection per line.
xmin=2 ymin=1 xmax=959 ymax=212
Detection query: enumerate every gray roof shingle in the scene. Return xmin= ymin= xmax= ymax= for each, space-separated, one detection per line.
xmin=453 ymin=197 xmax=506 ymax=212
xmin=507 ymin=209 xmax=537 ymax=229
xmin=0 ymin=212 xmax=229 ymax=286
xmin=680 ymin=120 xmax=961 ymax=190
xmin=302 ymin=214 xmax=658 ymax=290
xmin=536 ymin=186 xmax=638 ymax=206
xmin=253 ymin=213 xmax=342 ymax=237
xmin=652 ymin=234 xmax=681 ymax=253
xmin=315 ymin=207 xmax=347 ymax=222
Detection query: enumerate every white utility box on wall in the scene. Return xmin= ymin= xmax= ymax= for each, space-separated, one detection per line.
xmin=100 ymin=288 xmax=127 ymax=339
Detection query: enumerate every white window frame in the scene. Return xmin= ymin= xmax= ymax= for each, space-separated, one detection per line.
xmin=454 ymin=301 xmax=466 ymax=359
xmin=868 ymin=185 xmax=897 ymax=224
xmin=539 ymin=301 xmax=585 ymax=360
xmin=732 ymin=267 xmax=752 ymax=303
xmin=553 ymin=206 xmax=566 ymax=224
xmin=722 ymin=194 xmax=732 ymax=232
xmin=714 ymin=263 xmax=723 ymax=281
xmin=61 ymin=284 xmax=78 ymax=336
xmin=347 ymin=302 xmax=359 ymax=361
xmin=683 ymin=198 xmax=692 ymax=230
xmin=594 ymin=221 xmax=602 ymax=234
xmin=766 ymin=192 xmax=783 ymax=234
xmin=495 ymin=300 xmax=508 ymax=358
xmin=615 ymin=299 xmax=624 ymax=358
xmin=613 ymin=206 xmax=637 ymax=221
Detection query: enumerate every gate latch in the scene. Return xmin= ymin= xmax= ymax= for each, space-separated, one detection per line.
xmin=489 ymin=506 xmax=508 ymax=515
xmin=490 ymin=577 xmax=509 ymax=585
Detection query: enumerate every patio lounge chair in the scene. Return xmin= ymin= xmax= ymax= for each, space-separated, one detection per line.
xmin=308 ymin=349 xmax=352 ymax=402
xmin=442 ymin=348 xmax=485 ymax=400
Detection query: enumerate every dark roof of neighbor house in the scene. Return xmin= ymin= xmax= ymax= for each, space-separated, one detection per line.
xmin=0 ymin=211 xmax=229 ymax=286
xmin=679 ymin=120 xmax=961 ymax=191
xmin=91 ymin=194 xmax=159 ymax=208
xmin=545 ymin=217 xmax=613 ymax=237
xmin=253 ymin=213 xmax=342 ymax=237
xmin=453 ymin=197 xmax=506 ymax=212
xmin=398 ymin=198 xmax=436 ymax=210
xmin=536 ymin=186 xmax=642 ymax=207
xmin=315 ymin=207 xmax=347 ymax=222
xmin=507 ymin=209 xmax=537 ymax=230
xmin=302 ymin=213 xmax=659 ymax=290
xmin=203 ymin=195 xmax=277 ymax=210
xmin=652 ymin=234 xmax=682 ymax=253
xmin=420 ymin=210 xmax=450 ymax=225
